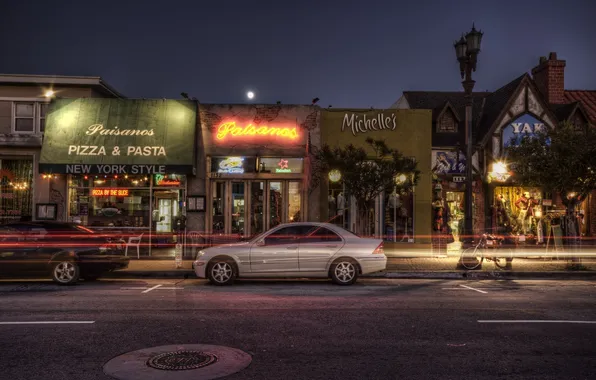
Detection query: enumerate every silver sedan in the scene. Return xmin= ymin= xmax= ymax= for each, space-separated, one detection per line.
xmin=193 ymin=222 xmax=387 ymax=286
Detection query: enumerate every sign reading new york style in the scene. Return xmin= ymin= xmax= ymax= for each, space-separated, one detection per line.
xmin=39 ymin=99 xmax=197 ymax=174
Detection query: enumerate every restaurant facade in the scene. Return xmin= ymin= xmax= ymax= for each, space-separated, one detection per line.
xmin=319 ymin=108 xmax=433 ymax=246
xmin=195 ymin=104 xmax=321 ymax=243
xmin=39 ymin=98 xmax=198 ymax=256
xmin=0 ymin=74 xmax=122 ymax=227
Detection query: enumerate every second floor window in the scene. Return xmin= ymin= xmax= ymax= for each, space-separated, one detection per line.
xmin=438 ymin=111 xmax=457 ymax=133
xmin=13 ymin=102 xmax=48 ymax=134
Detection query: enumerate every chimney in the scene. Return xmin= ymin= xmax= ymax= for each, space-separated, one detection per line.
xmin=531 ymin=52 xmax=566 ymax=104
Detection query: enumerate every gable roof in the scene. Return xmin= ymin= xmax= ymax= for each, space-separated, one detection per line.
xmin=476 ymin=74 xmax=527 ymax=142
xmin=564 ymin=91 xmax=596 ymax=124
xmin=402 ymin=91 xmax=488 ymax=147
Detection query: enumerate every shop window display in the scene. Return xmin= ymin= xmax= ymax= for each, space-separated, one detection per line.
xmin=494 ymin=187 xmax=544 ymax=243
xmin=383 ymin=189 xmax=414 ymax=242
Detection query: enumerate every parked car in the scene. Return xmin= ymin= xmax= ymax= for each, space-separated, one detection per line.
xmin=193 ymin=222 xmax=387 ymax=286
xmin=0 ymin=222 xmax=129 ymax=285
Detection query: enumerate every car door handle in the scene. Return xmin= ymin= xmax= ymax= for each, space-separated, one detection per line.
xmin=286 ymin=246 xmax=298 ymax=250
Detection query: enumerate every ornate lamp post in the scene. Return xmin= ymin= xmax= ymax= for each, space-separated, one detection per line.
xmin=454 ymin=24 xmax=483 ymax=245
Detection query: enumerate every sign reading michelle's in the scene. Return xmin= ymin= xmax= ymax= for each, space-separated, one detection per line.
xmin=39 ymin=99 xmax=197 ymax=174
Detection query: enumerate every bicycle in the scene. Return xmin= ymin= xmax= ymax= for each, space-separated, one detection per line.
xmin=459 ymin=233 xmax=514 ymax=270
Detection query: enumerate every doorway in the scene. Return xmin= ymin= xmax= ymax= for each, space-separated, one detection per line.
xmin=210 ymin=179 xmax=303 ymax=238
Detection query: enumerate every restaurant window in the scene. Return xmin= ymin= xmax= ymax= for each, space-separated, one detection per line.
xmin=12 ymin=102 xmax=48 ymax=134
xmin=0 ymin=158 xmax=33 ymax=224
xmin=67 ymin=174 xmax=186 ymax=231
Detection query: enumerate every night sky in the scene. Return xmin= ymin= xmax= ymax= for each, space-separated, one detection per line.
xmin=1 ymin=0 xmax=594 ymax=107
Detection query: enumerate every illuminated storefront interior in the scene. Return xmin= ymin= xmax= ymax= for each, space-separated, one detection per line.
xmin=209 ymin=156 xmax=304 ymax=238
xmin=66 ymin=174 xmax=185 ymax=233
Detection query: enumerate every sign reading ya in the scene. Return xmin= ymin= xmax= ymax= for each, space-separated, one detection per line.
xmin=502 ymin=113 xmax=550 ymax=148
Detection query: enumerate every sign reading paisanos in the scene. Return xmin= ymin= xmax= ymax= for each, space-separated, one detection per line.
xmin=39 ymin=99 xmax=197 ymax=174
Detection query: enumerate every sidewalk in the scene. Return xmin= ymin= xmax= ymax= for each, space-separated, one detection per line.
xmin=105 ymin=254 xmax=596 ymax=280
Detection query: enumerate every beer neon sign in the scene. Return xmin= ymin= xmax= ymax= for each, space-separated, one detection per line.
xmin=216 ymin=121 xmax=299 ymax=141
xmin=92 ymin=189 xmax=129 ymax=196
xmin=154 ymin=174 xmax=181 ymax=186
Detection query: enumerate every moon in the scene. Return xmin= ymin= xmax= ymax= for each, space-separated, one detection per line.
xmin=246 ymin=91 xmax=255 ymax=100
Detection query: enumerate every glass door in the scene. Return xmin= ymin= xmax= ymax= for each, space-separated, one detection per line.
xmin=231 ymin=182 xmax=245 ymax=236
xmin=210 ymin=179 xmax=304 ymax=238
xmin=249 ymin=181 xmax=265 ymax=237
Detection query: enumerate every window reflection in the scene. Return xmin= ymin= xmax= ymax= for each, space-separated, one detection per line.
xmin=250 ymin=182 xmax=264 ymax=236
xmin=288 ymin=181 xmax=301 ymax=222
xmin=269 ymin=182 xmax=282 ymax=228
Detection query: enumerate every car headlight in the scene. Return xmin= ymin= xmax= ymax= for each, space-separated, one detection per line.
xmin=196 ymin=250 xmax=206 ymax=260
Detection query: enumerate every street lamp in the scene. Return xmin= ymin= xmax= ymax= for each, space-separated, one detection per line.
xmin=454 ymin=24 xmax=483 ymax=246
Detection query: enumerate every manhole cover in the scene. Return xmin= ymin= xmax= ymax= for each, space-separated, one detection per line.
xmin=147 ymin=350 xmax=217 ymax=371
xmin=104 ymin=344 xmax=252 ymax=380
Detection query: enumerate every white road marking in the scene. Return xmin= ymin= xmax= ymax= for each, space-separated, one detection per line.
xmin=478 ymin=320 xmax=596 ymax=324
xmin=459 ymin=284 xmax=488 ymax=294
xmin=120 ymin=287 xmax=150 ymax=290
xmin=441 ymin=288 xmax=469 ymax=290
xmin=159 ymin=287 xmax=184 ymax=290
xmin=0 ymin=321 xmax=95 ymax=325
xmin=142 ymin=284 xmax=162 ymax=293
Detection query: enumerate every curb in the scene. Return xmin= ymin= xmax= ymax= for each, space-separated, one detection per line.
xmin=104 ymin=270 xmax=596 ymax=280
xmin=363 ymin=271 xmax=596 ymax=280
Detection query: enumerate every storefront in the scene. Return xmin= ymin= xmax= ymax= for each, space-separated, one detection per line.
xmin=431 ymin=149 xmax=468 ymax=250
xmin=488 ymin=113 xmax=552 ymax=244
xmin=199 ymin=104 xmax=320 ymax=240
xmin=319 ymin=108 xmax=432 ymax=245
xmin=39 ymin=98 xmax=197 ymax=257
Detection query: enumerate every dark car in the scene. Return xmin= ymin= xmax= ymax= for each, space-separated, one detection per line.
xmin=0 ymin=222 xmax=129 ymax=285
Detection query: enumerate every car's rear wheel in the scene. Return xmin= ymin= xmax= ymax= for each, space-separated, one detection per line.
xmin=330 ymin=259 xmax=359 ymax=285
xmin=51 ymin=260 xmax=80 ymax=285
xmin=207 ymin=259 xmax=236 ymax=286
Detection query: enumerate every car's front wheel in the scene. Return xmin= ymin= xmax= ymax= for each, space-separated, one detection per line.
xmin=330 ymin=259 xmax=359 ymax=285
xmin=207 ymin=259 xmax=236 ymax=286
xmin=51 ymin=260 xmax=80 ymax=285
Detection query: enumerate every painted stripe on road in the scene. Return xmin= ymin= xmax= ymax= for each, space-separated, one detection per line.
xmin=0 ymin=321 xmax=95 ymax=325
xmin=460 ymin=285 xmax=488 ymax=294
xmin=142 ymin=284 xmax=162 ymax=293
xmin=478 ymin=320 xmax=596 ymax=324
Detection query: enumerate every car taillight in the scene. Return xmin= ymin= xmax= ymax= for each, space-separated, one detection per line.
xmin=373 ymin=243 xmax=384 ymax=254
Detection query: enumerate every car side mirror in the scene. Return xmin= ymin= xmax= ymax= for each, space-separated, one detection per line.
xmin=255 ymin=240 xmax=265 ymax=247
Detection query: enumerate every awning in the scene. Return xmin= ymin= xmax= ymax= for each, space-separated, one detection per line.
xmin=39 ymin=98 xmax=197 ymax=175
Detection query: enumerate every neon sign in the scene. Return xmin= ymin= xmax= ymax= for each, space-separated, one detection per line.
xmin=154 ymin=174 xmax=181 ymax=186
xmin=92 ymin=189 xmax=129 ymax=196
xmin=218 ymin=157 xmax=245 ymax=174
xmin=216 ymin=121 xmax=299 ymax=141
xmin=275 ymin=159 xmax=292 ymax=173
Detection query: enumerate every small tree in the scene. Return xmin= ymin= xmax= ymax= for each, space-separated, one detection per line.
xmin=507 ymin=121 xmax=596 ymax=251
xmin=312 ymin=137 xmax=420 ymax=236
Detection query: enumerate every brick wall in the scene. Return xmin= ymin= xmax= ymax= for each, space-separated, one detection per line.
xmin=531 ymin=52 xmax=566 ymax=104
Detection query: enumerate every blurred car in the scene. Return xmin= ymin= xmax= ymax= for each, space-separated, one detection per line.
xmin=0 ymin=222 xmax=129 ymax=285
xmin=193 ymin=222 xmax=386 ymax=286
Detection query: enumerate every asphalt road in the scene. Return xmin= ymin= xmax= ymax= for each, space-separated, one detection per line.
xmin=0 ymin=278 xmax=595 ymax=380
